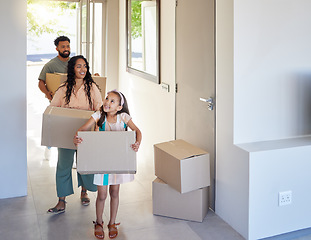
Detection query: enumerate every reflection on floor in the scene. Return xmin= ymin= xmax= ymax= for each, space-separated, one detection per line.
xmin=0 ymin=139 xmax=245 ymax=240
xmin=3 ymin=137 xmax=311 ymax=240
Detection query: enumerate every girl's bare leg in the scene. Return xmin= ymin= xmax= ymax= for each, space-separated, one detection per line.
xmin=109 ymin=184 xmax=120 ymax=225
xmin=96 ymin=185 xmax=108 ymax=224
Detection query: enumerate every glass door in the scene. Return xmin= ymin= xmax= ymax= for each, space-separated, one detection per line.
xmin=77 ymin=0 xmax=105 ymax=75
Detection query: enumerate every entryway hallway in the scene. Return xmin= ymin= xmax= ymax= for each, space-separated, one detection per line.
xmin=0 ymin=62 xmax=244 ymax=240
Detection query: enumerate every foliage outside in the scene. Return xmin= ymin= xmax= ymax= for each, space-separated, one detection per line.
xmin=131 ymin=1 xmax=142 ymax=39
xmin=28 ymin=0 xmax=142 ymax=39
xmin=27 ymin=0 xmax=76 ymax=38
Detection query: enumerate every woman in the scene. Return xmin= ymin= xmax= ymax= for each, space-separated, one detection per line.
xmin=48 ymin=55 xmax=103 ymax=214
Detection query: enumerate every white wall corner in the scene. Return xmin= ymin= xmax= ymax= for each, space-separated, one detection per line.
xmin=0 ymin=0 xmax=27 ymax=199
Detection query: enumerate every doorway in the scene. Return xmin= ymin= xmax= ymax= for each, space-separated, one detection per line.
xmin=27 ymin=0 xmax=78 ymax=165
xmin=27 ymin=0 xmax=106 ymax=163
xmin=78 ymin=0 xmax=106 ymax=75
xmin=27 ymin=0 xmax=106 ymax=73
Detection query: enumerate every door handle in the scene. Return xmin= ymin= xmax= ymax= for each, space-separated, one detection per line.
xmin=200 ymin=97 xmax=213 ymax=103
xmin=200 ymin=97 xmax=214 ymax=110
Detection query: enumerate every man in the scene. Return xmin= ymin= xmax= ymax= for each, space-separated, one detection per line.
xmin=38 ymin=36 xmax=71 ymax=159
xmin=38 ymin=35 xmax=71 ymax=101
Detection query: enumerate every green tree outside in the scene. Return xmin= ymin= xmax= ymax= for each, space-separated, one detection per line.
xmin=131 ymin=0 xmax=142 ymax=39
xmin=27 ymin=0 xmax=76 ymax=38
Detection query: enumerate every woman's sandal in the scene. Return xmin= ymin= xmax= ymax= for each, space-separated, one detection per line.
xmin=81 ymin=190 xmax=90 ymax=206
xmin=107 ymin=223 xmax=120 ymax=239
xmin=47 ymin=199 xmax=66 ymax=214
xmin=93 ymin=221 xmax=104 ymax=239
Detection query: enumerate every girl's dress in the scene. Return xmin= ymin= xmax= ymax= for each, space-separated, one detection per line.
xmin=92 ymin=111 xmax=135 ymax=186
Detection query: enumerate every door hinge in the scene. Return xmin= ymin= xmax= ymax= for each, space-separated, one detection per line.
xmin=176 ymin=0 xmax=178 ymax=7
xmin=175 ymin=83 xmax=178 ymax=93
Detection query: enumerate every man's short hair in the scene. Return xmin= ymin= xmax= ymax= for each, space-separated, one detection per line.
xmin=54 ymin=36 xmax=70 ymax=47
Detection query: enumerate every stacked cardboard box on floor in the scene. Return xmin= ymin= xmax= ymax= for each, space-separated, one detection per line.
xmin=153 ymin=139 xmax=210 ymax=222
xmin=46 ymin=73 xmax=107 ymax=99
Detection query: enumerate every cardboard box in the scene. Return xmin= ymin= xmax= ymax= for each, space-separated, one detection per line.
xmin=46 ymin=73 xmax=67 ymax=94
xmin=152 ymin=178 xmax=209 ymax=222
xmin=41 ymin=106 xmax=94 ymax=150
xmin=77 ymin=131 xmax=136 ymax=174
xmin=154 ymin=139 xmax=210 ymax=193
xmin=46 ymin=73 xmax=106 ymax=100
xmin=92 ymin=75 xmax=106 ymax=100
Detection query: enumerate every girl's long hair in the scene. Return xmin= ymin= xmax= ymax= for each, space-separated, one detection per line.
xmin=62 ymin=55 xmax=99 ymax=109
xmin=97 ymin=91 xmax=130 ymax=128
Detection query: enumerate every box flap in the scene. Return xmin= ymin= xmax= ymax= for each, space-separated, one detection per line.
xmin=154 ymin=177 xmax=166 ymax=184
xmin=154 ymin=139 xmax=208 ymax=160
xmin=53 ymin=72 xmax=67 ymax=76
xmin=44 ymin=106 xmax=94 ymax=119
xmin=46 ymin=72 xmax=67 ymax=76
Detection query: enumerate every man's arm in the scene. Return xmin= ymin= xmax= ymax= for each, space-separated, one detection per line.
xmin=38 ymin=79 xmax=53 ymax=101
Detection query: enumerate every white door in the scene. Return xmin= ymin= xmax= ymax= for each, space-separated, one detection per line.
xmin=175 ymin=0 xmax=215 ymax=209
xmin=77 ymin=0 xmax=106 ymax=75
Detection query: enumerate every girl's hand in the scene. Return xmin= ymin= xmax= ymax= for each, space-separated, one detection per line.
xmin=73 ymin=135 xmax=83 ymax=146
xmin=131 ymin=141 xmax=140 ymax=152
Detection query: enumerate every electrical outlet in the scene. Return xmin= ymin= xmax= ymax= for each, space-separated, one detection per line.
xmin=279 ymin=191 xmax=292 ymax=206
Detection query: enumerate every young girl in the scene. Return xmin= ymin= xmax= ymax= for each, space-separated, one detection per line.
xmin=74 ymin=90 xmax=142 ymax=239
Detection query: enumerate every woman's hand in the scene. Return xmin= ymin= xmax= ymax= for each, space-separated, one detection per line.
xmin=131 ymin=141 xmax=140 ymax=152
xmin=73 ymin=135 xmax=83 ymax=146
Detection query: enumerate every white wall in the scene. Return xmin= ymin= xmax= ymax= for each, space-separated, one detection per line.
xmin=239 ymin=139 xmax=311 ymax=239
xmin=216 ymin=0 xmax=250 ymax=237
xmin=216 ymin=0 xmax=311 ymax=239
xmin=118 ymin=0 xmax=176 ymax=165
xmin=234 ymin=0 xmax=311 ymax=144
xmin=0 ymin=0 xmax=27 ymax=199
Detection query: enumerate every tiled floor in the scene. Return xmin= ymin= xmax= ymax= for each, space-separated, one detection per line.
xmin=3 ymin=141 xmax=311 ymax=240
